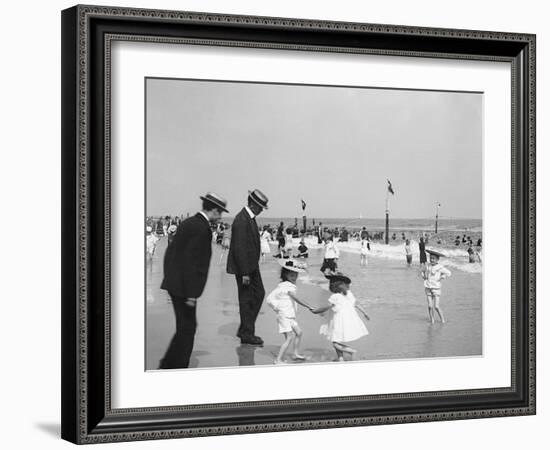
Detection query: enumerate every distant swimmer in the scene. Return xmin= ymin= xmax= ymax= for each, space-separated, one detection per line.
xmin=360 ymin=239 xmax=369 ymax=266
xmin=419 ymin=236 xmax=427 ymax=266
xmin=340 ymin=227 xmax=349 ymax=242
xmin=294 ymin=239 xmax=309 ymax=259
xmin=467 ymin=244 xmax=476 ymax=263
xmin=405 ymin=239 xmax=413 ymax=265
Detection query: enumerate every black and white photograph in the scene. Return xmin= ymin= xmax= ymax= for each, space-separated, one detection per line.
xmin=145 ymin=78 xmax=483 ymax=370
xmin=54 ymin=3 xmax=537 ymax=445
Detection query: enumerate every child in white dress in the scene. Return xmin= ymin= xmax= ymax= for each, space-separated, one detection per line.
xmin=267 ymin=259 xmax=313 ymax=364
xmin=421 ymin=249 xmax=452 ymax=323
xmin=260 ymin=227 xmax=271 ymax=262
xmin=312 ymin=273 xmax=370 ymax=361
xmin=360 ymin=239 xmax=369 ymax=266
xmin=145 ymin=226 xmax=158 ymax=263
xmin=283 ymin=228 xmax=294 ymax=257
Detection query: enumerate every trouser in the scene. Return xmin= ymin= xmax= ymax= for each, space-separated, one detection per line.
xmin=235 ymin=270 xmax=265 ymax=338
xmin=158 ymin=294 xmax=197 ymax=369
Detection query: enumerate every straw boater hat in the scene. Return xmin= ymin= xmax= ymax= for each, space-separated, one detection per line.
xmin=200 ymin=192 xmax=229 ymax=213
xmin=278 ymin=259 xmax=307 ymax=273
xmin=325 ymin=272 xmax=352 ymax=284
xmin=425 ymin=248 xmax=446 ymax=258
xmin=248 ymin=189 xmax=269 ymax=209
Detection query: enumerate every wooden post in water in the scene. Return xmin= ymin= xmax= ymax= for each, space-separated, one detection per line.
xmin=385 ymin=212 xmax=389 ymax=244
xmin=385 ymin=189 xmax=390 ymax=244
xmin=435 ymin=202 xmax=440 ymax=234
xmin=300 ymin=199 xmax=307 ymax=234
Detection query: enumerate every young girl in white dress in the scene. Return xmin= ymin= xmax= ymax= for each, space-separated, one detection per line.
xmin=360 ymin=239 xmax=369 ymax=266
xmin=218 ymin=226 xmax=231 ymax=264
xmin=266 ymin=259 xmax=313 ymax=364
xmin=260 ymin=227 xmax=271 ymax=262
xmin=313 ymin=273 xmax=370 ymax=361
xmin=145 ymin=226 xmax=158 ymax=263
xmin=283 ymin=228 xmax=294 ymax=258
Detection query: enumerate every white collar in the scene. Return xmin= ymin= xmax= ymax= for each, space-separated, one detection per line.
xmin=198 ymin=211 xmax=210 ymax=223
xmin=244 ymin=206 xmax=255 ymax=219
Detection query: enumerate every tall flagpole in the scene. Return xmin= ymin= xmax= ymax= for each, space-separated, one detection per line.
xmin=385 ymin=188 xmax=390 ymax=244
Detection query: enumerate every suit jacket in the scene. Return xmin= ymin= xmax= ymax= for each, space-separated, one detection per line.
xmin=226 ymin=208 xmax=261 ymax=276
xmin=160 ymin=213 xmax=212 ymax=298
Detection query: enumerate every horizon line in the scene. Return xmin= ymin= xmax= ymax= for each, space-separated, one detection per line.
xmin=146 ymin=214 xmax=482 ymax=221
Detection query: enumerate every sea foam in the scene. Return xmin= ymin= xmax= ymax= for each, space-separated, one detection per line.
xmin=274 ymin=236 xmax=482 ymax=274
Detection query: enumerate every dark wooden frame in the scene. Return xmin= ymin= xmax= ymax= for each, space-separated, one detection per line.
xmin=61 ymin=4 xmax=536 ymax=444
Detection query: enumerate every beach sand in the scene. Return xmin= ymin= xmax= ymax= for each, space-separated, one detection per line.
xmin=146 ymin=238 xmax=482 ymax=370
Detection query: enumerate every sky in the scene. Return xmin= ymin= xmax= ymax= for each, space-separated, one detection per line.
xmin=146 ymin=78 xmax=482 ymax=219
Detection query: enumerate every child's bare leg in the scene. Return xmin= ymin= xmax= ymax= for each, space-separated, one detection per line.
xmin=434 ymin=295 xmax=445 ymax=323
xmin=333 ymin=343 xmax=344 ymax=361
xmin=342 ymin=345 xmax=356 ymax=355
xmin=426 ymin=293 xmax=435 ymax=324
xmin=275 ymin=332 xmax=293 ymax=363
xmin=291 ymin=323 xmax=305 ymax=359
xmin=334 ymin=341 xmax=356 ymax=355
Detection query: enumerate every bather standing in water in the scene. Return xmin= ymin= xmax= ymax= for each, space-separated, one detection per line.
xmin=421 ymin=249 xmax=451 ymax=324
xmin=405 ymin=239 xmax=413 ymax=265
xmin=419 ymin=236 xmax=427 ymax=266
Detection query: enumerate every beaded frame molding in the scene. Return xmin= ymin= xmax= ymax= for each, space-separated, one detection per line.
xmin=61 ymin=4 xmax=536 ymax=444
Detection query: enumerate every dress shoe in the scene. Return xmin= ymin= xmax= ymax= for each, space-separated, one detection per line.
xmin=240 ymin=335 xmax=263 ymax=346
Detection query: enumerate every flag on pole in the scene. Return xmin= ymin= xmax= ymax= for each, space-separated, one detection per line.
xmin=301 ymin=199 xmax=307 ymax=211
xmin=387 ymin=179 xmax=395 ymax=195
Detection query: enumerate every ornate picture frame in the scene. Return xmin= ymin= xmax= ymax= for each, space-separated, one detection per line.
xmin=61 ymin=5 xmax=535 ymax=444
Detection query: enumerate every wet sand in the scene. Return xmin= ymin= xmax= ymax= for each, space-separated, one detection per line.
xmin=146 ymin=238 xmax=482 ymax=370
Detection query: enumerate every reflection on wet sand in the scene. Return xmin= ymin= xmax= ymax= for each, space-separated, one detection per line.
xmin=236 ymin=345 xmax=257 ymax=366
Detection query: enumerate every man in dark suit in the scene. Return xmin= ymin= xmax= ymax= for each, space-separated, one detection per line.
xmin=227 ymin=189 xmax=269 ymax=346
xmin=159 ymin=192 xmax=228 ymax=369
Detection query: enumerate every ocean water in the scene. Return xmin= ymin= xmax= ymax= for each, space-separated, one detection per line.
xmin=280 ymin=235 xmax=482 ymax=275
xmin=254 ymin=217 xmax=482 ymax=233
